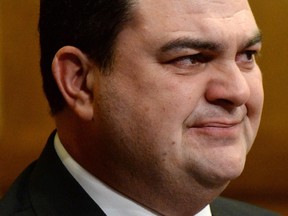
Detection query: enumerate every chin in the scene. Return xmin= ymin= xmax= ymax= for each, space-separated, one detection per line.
xmin=219 ymin=163 xmax=245 ymax=182
xmin=192 ymin=154 xmax=247 ymax=189
xmin=214 ymin=141 xmax=249 ymax=179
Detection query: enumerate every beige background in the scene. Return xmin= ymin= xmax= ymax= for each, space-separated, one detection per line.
xmin=0 ymin=0 xmax=287 ymax=214
xmin=0 ymin=0 xmax=54 ymax=197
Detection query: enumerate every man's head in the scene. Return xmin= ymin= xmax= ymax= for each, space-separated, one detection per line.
xmin=42 ymin=0 xmax=263 ymax=215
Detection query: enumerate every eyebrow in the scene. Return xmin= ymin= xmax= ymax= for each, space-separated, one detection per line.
xmin=241 ymin=31 xmax=262 ymax=49
xmin=160 ymin=38 xmax=223 ymax=53
xmin=160 ymin=31 xmax=262 ymax=53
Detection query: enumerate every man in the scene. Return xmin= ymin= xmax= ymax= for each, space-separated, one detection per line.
xmin=0 ymin=0 xmax=279 ymax=215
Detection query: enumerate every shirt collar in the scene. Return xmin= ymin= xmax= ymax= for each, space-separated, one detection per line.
xmin=54 ymin=133 xmax=212 ymax=216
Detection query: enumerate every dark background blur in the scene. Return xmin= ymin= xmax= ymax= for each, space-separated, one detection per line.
xmin=0 ymin=1 xmax=287 ymax=214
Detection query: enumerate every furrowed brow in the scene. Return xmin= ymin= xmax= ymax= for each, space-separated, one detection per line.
xmin=160 ymin=37 xmax=223 ymax=53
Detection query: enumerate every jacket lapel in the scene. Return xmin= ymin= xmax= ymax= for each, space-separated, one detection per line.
xmin=29 ymin=131 xmax=106 ymax=216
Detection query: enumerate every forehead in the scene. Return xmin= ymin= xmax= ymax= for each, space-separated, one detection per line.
xmin=136 ymin=0 xmax=249 ymax=13
xmin=128 ymin=0 xmax=258 ymax=46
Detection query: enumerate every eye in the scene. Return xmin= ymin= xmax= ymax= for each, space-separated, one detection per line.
xmin=167 ymin=53 xmax=213 ymax=69
xmin=236 ymin=50 xmax=258 ymax=64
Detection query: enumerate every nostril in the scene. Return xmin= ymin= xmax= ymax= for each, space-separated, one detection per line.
xmin=213 ymin=99 xmax=233 ymax=106
xmin=211 ymin=99 xmax=237 ymax=112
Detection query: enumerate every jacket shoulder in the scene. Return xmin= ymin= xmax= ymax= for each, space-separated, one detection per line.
xmin=211 ymin=197 xmax=280 ymax=216
xmin=0 ymin=162 xmax=37 ymax=216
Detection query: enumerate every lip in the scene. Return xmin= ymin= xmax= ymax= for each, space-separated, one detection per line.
xmin=193 ymin=122 xmax=240 ymax=128
xmin=188 ymin=119 xmax=244 ymax=137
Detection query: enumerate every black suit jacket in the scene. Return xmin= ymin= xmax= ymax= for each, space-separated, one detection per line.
xmin=0 ymin=132 xmax=279 ymax=216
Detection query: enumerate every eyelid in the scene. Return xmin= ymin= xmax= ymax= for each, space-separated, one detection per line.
xmin=240 ymin=50 xmax=259 ymax=56
xmin=237 ymin=49 xmax=260 ymax=61
xmin=240 ymin=42 xmax=262 ymax=53
xmin=166 ymin=53 xmax=213 ymax=64
xmin=158 ymin=48 xmax=200 ymax=62
xmin=236 ymin=42 xmax=261 ymax=59
xmin=164 ymin=50 xmax=215 ymax=62
xmin=161 ymin=53 xmax=214 ymax=72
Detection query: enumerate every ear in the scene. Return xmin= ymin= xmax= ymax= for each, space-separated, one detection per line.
xmin=52 ymin=46 xmax=95 ymax=120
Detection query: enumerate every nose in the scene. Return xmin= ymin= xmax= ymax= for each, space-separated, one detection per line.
xmin=205 ymin=63 xmax=251 ymax=108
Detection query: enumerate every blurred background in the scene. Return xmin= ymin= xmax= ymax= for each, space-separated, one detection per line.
xmin=0 ymin=0 xmax=287 ymax=214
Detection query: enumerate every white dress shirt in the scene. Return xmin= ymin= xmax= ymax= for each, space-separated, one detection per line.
xmin=54 ymin=133 xmax=212 ymax=216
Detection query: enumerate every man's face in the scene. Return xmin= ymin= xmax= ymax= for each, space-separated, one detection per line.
xmin=93 ymin=0 xmax=263 ymax=189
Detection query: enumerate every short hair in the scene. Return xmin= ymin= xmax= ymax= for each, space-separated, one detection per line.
xmin=39 ymin=0 xmax=135 ymax=114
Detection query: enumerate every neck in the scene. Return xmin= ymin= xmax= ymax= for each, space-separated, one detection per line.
xmin=76 ymin=153 xmax=228 ymax=216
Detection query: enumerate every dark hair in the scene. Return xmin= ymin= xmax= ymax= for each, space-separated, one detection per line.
xmin=39 ymin=0 xmax=135 ymax=114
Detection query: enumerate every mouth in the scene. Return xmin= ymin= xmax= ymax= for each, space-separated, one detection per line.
xmin=188 ymin=119 xmax=245 ymax=137
xmin=193 ymin=122 xmax=240 ymax=128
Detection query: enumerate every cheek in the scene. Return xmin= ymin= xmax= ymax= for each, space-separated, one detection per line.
xmin=246 ymin=73 xmax=264 ymax=136
xmin=97 ymin=65 xmax=208 ymax=144
xmin=249 ymin=73 xmax=264 ymax=115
